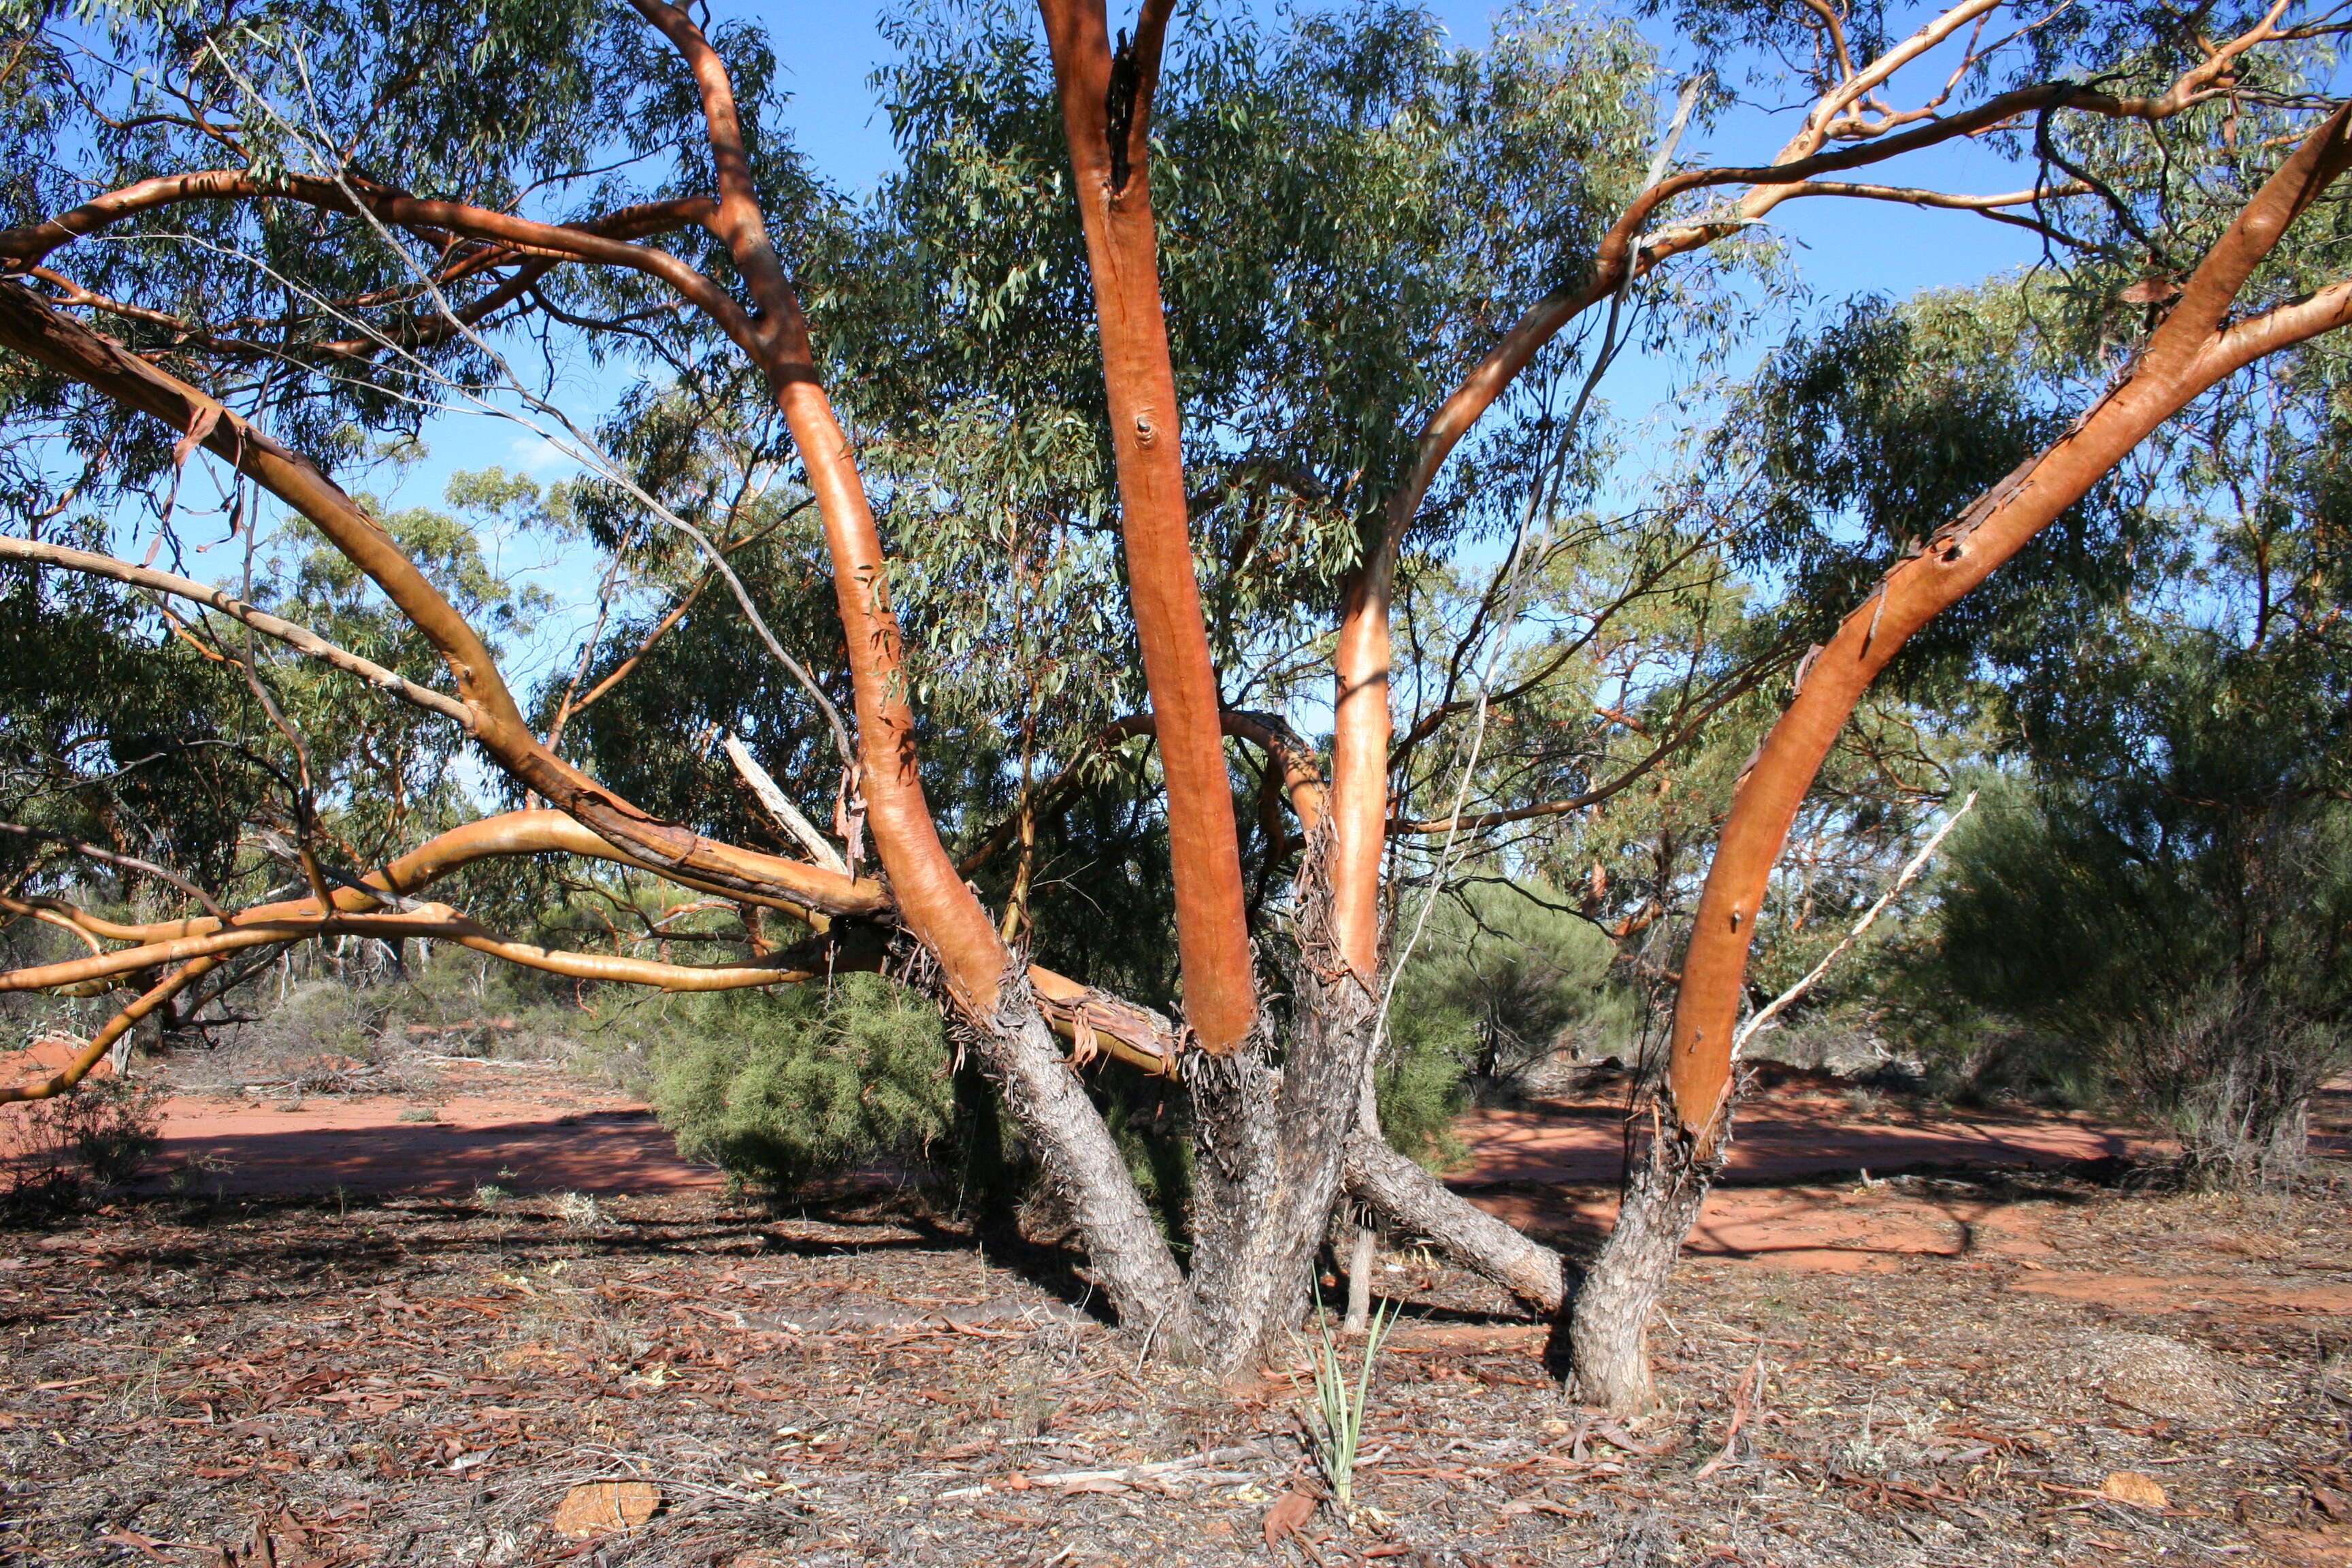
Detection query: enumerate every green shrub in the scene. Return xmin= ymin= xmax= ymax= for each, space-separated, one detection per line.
xmin=1931 ymin=771 xmax=2352 ymax=1187
xmin=646 ymin=973 xmax=953 ymax=1198
xmin=1379 ymin=879 xmax=1637 ymax=1166
xmin=3 ymin=1077 xmax=165 ymax=1198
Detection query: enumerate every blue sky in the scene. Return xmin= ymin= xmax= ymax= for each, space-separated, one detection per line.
xmin=389 ymin=0 xmax=2061 ymax=699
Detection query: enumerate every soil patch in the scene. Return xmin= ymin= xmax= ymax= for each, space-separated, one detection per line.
xmin=1 ymin=1173 xmax=2345 ymax=1567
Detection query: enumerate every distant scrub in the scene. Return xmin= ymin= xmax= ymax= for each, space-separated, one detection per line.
xmin=1380 ymin=879 xmax=1639 ymax=1167
xmin=1929 ymin=772 xmax=2352 ymax=1188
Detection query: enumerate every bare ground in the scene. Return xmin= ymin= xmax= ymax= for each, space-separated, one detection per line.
xmin=0 ymin=1058 xmax=2347 ymax=1567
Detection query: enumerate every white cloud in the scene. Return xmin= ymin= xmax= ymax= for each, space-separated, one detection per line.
xmin=506 ymin=435 xmax=575 ymax=476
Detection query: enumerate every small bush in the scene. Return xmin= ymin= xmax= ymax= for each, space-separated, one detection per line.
xmin=3 ymin=1077 xmax=165 ymax=1197
xmin=647 ymin=973 xmax=953 ymax=1198
xmin=2123 ymin=981 xmax=2347 ymax=1191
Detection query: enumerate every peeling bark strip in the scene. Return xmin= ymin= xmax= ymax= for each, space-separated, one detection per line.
xmin=1038 ymin=0 xmax=1257 ymax=1054
xmin=1664 ymin=103 xmax=2352 ymax=1151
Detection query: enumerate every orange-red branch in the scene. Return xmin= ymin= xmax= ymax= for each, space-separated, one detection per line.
xmin=0 ymin=959 xmax=218 ymax=1103
xmin=623 ymin=0 xmax=1015 ymax=1022
xmin=0 ymin=281 xmax=875 ymax=922
xmin=1665 ymin=104 xmax=2352 ymax=1149
xmin=1324 ymin=50 xmax=2283 ymax=983
xmin=1038 ymin=0 xmax=1257 ymax=1053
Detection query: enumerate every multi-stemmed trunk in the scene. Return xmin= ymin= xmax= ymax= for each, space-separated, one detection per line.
xmin=10 ymin=0 xmax=2352 ymax=1407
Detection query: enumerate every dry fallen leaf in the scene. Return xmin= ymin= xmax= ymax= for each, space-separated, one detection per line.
xmin=550 ymin=1480 xmax=662 ymax=1539
xmin=2100 ymin=1471 xmax=2168 ymax=1509
xmin=1263 ymin=1486 xmax=1319 ymax=1548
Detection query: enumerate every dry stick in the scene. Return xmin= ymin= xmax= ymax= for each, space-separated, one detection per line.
xmin=1692 ymin=1348 xmax=1767 ymax=1481
xmin=721 ymin=732 xmax=847 ymax=874
xmin=1731 ymin=791 xmax=1976 ymax=1058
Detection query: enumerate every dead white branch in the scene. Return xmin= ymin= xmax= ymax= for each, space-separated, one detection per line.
xmin=1733 ymin=791 xmax=1976 ymax=1056
xmin=723 ymin=732 xmax=847 ymax=875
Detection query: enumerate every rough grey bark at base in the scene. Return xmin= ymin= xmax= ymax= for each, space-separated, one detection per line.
xmin=1567 ymin=1102 xmax=1724 ymax=1414
xmin=1182 ymin=832 xmax=1387 ymax=1375
xmin=964 ymin=970 xmax=1203 ymax=1361
xmin=1341 ymin=1124 xmax=1568 ymax=1316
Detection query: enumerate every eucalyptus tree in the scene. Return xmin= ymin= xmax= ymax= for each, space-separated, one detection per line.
xmin=5 ymin=0 xmax=2352 ymax=1413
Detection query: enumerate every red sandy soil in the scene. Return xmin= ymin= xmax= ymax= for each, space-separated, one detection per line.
xmin=9 ymin=1041 xmax=2347 ymax=1283
xmin=147 ymin=1075 xmax=720 ymax=1200
xmin=1 ymin=1037 xmax=719 ymax=1199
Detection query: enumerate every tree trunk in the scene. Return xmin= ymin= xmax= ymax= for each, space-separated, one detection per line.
xmin=1567 ymin=1101 xmax=1725 ymax=1415
xmin=1038 ymin=0 xmax=1258 ymax=1054
xmin=1341 ymin=1124 xmax=1567 ymax=1316
xmin=1589 ymin=107 xmax=2352 ymax=1412
xmin=966 ymin=970 xmax=1202 ymax=1361
xmin=1183 ymin=840 xmax=1386 ymax=1373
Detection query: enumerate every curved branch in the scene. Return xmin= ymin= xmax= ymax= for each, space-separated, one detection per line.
xmin=1665 ymin=102 xmax=2352 ymax=1149
xmin=0 ymin=899 xmax=830 ymax=996
xmin=1327 ymin=42 xmax=2295 ymax=981
xmin=0 ymin=174 xmax=740 ymax=333
xmin=0 ymin=280 xmax=879 ymax=921
xmin=0 ymin=894 xmax=110 ymax=956
xmin=622 ymin=0 xmax=1017 ymax=1024
xmin=0 ymin=958 xmax=218 ymax=1104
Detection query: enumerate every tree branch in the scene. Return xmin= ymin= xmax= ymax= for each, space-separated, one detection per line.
xmin=0 ymin=532 xmax=475 ymax=730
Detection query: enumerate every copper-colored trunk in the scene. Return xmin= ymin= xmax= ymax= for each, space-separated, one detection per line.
xmin=1038 ymin=0 xmax=1256 ymax=1052
xmin=1666 ymin=106 xmax=2352 ymax=1147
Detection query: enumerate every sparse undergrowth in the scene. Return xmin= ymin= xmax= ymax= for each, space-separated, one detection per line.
xmin=0 ymin=1159 xmax=2345 ymax=1567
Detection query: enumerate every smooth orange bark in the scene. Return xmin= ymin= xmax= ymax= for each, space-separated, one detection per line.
xmin=1665 ymin=105 xmax=2352 ymax=1147
xmin=1036 ymin=0 xmax=1257 ymax=1052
